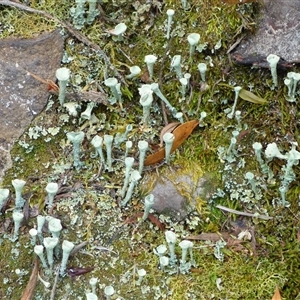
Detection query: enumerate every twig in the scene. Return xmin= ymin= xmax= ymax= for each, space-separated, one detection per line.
xmin=50 ymin=265 xmax=60 ymax=300
xmin=0 ymin=0 xmax=127 ymax=86
xmin=20 ymin=258 xmax=39 ymax=300
xmin=216 ymin=205 xmax=273 ymax=220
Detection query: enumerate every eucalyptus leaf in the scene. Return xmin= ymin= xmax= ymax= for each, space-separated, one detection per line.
xmin=239 ymin=89 xmax=267 ymax=104
xmin=219 ymin=83 xmax=267 ymax=104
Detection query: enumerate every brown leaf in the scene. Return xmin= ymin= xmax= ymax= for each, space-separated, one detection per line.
xmin=124 ymin=213 xmax=165 ymax=231
xmin=272 ymin=286 xmax=281 ymax=300
xmin=185 ymin=232 xmax=231 ymax=242
xmin=159 ymin=122 xmax=181 ymax=147
xmin=21 ymin=258 xmax=39 ymax=300
xmin=144 ymin=119 xmax=199 ymax=166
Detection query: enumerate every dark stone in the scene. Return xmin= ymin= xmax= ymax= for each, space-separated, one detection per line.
xmin=0 ymin=29 xmax=65 ymax=182
xmin=232 ymin=0 xmax=300 ymax=67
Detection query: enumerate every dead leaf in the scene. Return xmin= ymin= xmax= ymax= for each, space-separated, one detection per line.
xmin=124 ymin=213 xmax=165 ymax=231
xmin=144 ymin=119 xmax=199 ymax=166
xmin=21 ymin=258 xmax=39 ymax=300
xmin=272 ymin=286 xmax=282 ymax=300
xmin=185 ymin=232 xmax=231 ymax=242
xmin=159 ymin=122 xmax=180 ymax=147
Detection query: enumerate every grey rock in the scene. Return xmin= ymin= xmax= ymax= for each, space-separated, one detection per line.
xmin=0 ymin=29 xmax=65 ymax=182
xmin=149 ymin=173 xmax=215 ymax=221
xmin=232 ymin=0 xmax=300 ymax=66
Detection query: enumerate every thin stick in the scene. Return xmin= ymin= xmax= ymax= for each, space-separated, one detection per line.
xmin=0 ymin=0 xmax=127 ymax=86
xmin=50 ymin=265 xmax=60 ymax=300
xmin=216 ymin=204 xmax=273 ymax=220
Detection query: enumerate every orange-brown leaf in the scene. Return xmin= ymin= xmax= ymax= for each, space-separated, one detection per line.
xmin=159 ymin=122 xmax=180 ymax=147
xmin=272 ymin=286 xmax=281 ymax=300
xmin=124 ymin=213 xmax=165 ymax=231
xmin=144 ymin=119 xmax=199 ymax=166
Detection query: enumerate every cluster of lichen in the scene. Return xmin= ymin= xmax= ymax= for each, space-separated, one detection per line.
xmin=1 ymin=0 xmax=300 ymax=299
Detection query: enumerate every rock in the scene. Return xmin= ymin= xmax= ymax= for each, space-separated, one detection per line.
xmin=232 ymin=0 xmax=300 ymax=67
xmin=0 ymin=29 xmax=65 ymax=182
xmin=144 ymin=168 xmax=216 ymax=221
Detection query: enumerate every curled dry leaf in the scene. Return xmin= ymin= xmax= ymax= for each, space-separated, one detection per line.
xmin=144 ymin=119 xmax=199 ymax=166
xmin=159 ymin=122 xmax=180 ymax=147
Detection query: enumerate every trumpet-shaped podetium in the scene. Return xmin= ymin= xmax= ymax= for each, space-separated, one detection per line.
xmin=56 ymin=67 xmax=70 ymax=105
xmin=89 ymin=277 xmax=98 ymax=295
xmin=29 ymin=228 xmax=38 ymax=246
xmin=121 ymin=157 xmax=135 ymax=198
xmin=171 ymin=55 xmax=182 ymax=78
xmin=165 ymin=230 xmax=177 ymax=266
xmin=166 ymin=9 xmax=175 ymax=39
xmin=281 ymin=142 xmax=300 ymax=187
xmin=138 ymin=140 xmax=149 ymax=174
xmin=45 ymin=182 xmax=59 ymax=208
xmin=12 ymin=179 xmax=26 ymax=209
xmin=284 ymin=72 xmax=300 ymax=102
xmin=139 ymin=84 xmax=153 ymax=125
xmin=175 ymin=112 xmax=184 ymax=123
xmin=144 ymin=55 xmax=157 ymax=80
xmin=43 ymin=237 xmax=59 ymax=269
xmin=104 ymin=135 xmax=114 ymax=171
xmin=12 ymin=210 xmax=24 ymax=241
xmin=266 ymin=54 xmax=280 ymax=88
xmin=159 ymin=256 xmax=169 ymax=271
xmin=0 ymin=188 xmax=9 ymax=211
xmin=60 ymin=240 xmax=75 ymax=276
xmin=81 ymin=102 xmax=95 ymax=121
xmin=67 ymin=131 xmax=85 ymax=170
xmin=154 ymin=244 xmax=167 ymax=257
xmin=104 ymin=77 xmax=122 ymax=107
xmin=142 ymin=194 xmax=155 ymax=221
xmin=91 ymin=135 xmax=106 ymax=166
xmin=163 ymin=132 xmax=175 ymax=164
xmin=187 ymin=33 xmax=200 ymax=57
xmin=104 ymin=286 xmax=115 ymax=300
xmin=86 ymin=293 xmax=98 ymax=300
xmin=126 ymin=65 xmax=141 ymax=79
xmin=136 ymin=269 xmax=146 ymax=286
xmin=198 ymin=62 xmax=207 ymax=82
xmin=227 ymin=86 xmax=242 ymax=119
xmin=124 ymin=140 xmax=133 ymax=158
xmin=179 ymin=78 xmax=188 ymax=98
xmin=34 ymin=245 xmax=48 ymax=268
xmin=109 ymin=22 xmax=127 ymax=41
xmin=121 ymin=170 xmax=142 ymax=206
xmin=179 ymin=240 xmax=193 ymax=273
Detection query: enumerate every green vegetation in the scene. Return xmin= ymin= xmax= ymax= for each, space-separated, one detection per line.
xmin=1 ymin=0 xmax=300 ymax=299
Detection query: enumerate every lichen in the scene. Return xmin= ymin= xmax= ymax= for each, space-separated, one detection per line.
xmin=1 ymin=0 xmax=300 ymax=299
